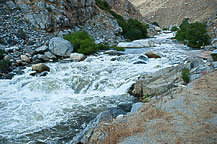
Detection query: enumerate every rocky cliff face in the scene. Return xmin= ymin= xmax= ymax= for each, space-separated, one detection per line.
xmin=130 ymin=0 xmax=217 ymax=27
xmin=15 ymin=0 xmax=97 ymax=32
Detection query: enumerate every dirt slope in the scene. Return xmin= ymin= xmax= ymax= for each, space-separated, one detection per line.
xmin=130 ymin=0 xmax=217 ymax=27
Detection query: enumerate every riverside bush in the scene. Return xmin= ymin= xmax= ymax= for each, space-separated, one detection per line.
xmin=171 ymin=26 xmax=179 ymax=31
xmin=63 ymin=31 xmax=99 ymax=55
xmin=211 ymin=54 xmax=217 ymax=61
xmin=175 ymin=19 xmax=211 ymax=48
xmin=96 ymin=0 xmax=148 ymax=41
xmin=0 ymin=60 xmax=11 ymax=73
xmin=63 ymin=31 xmax=123 ymax=55
xmin=152 ymin=22 xmax=159 ymax=27
xmin=0 ymin=49 xmax=5 ymax=59
xmin=181 ymin=68 xmax=190 ymax=83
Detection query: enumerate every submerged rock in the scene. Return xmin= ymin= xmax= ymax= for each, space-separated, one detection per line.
xmin=133 ymin=61 xmax=147 ymax=64
xmin=32 ymin=63 xmax=50 ymax=73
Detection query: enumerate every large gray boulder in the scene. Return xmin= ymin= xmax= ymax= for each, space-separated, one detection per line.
xmin=49 ymin=37 xmax=73 ymax=57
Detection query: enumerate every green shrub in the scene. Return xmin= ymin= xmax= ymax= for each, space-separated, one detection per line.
xmin=0 ymin=60 xmax=11 ymax=73
xmin=97 ymin=44 xmax=110 ymax=50
xmin=171 ymin=26 xmax=179 ymax=31
xmin=175 ymin=19 xmax=211 ymax=48
xmin=0 ymin=49 xmax=5 ymax=59
xmin=0 ymin=38 xmax=4 ymax=44
xmin=115 ymin=47 xmax=125 ymax=51
xmin=152 ymin=22 xmax=159 ymax=27
xmin=163 ymin=27 xmax=169 ymax=30
xmin=96 ymin=0 xmax=148 ymax=41
xmin=78 ymin=39 xmax=99 ymax=55
xmin=63 ymin=31 xmax=100 ymax=55
xmin=181 ymin=68 xmax=190 ymax=83
xmin=211 ymin=54 xmax=217 ymax=61
xmin=96 ymin=0 xmax=110 ymax=11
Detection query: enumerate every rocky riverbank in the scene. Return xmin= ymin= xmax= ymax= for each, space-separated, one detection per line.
xmin=73 ymin=57 xmax=217 ymax=144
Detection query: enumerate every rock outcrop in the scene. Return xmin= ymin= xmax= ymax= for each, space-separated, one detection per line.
xmin=15 ymin=0 xmax=97 ymax=31
xmin=105 ymin=0 xmax=142 ymax=20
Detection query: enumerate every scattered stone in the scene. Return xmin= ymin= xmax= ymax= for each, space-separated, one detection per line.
xmin=32 ymin=63 xmax=50 ymax=73
xmin=20 ymin=55 xmax=31 ymax=63
xmin=145 ymin=51 xmax=161 ymax=58
xmin=38 ymin=54 xmax=49 ymax=61
xmin=0 ymin=44 xmax=5 ymax=50
xmin=44 ymin=51 xmax=57 ymax=59
xmin=24 ymin=47 xmax=35 ymax=55
xmin=35 ymin=45 xmax=48 ymax=53
xmin=5 ymin=46 xmax=19 ymax=53
xmin=69 ymin=53 xmax=86 ymax=62
xmin=49 ymin=37 xmax=74 ymax=57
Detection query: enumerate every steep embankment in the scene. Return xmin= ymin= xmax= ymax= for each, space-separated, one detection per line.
xmin=130 ymin=0 xmax=217 ymax=26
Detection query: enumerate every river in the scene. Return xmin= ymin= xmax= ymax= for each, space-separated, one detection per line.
xmin=0 ymin=32 xmax=192 ymax=143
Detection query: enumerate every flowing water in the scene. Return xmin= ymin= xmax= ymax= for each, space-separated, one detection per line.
xmin=0 ymin=33 xmax=192 ymax=143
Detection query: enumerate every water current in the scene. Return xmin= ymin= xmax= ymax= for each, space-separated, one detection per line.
xmin=0 ymin=33 xmax=192 ymax=143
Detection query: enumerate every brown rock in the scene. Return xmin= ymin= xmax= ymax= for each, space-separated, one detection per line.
xmin=145 ymin=51 xmax=161 ymax=58
xmin=32 ymin=63 xmax=50 ymax=73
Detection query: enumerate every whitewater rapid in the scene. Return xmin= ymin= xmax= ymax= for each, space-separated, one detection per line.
xmin=0 ymin=33 xmax=192 ymax=143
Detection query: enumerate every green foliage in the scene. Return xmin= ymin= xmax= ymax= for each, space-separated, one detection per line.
xmin=171 ymin=26 xmax=179 ymax=31
xmin=96 ymin=0 xmax=148 ymax=41
xmin=114 ymin=47 xmax=125 ymax=51
xmin=0 ymin=60 xmax=11 ymax=73
xmin=97 ymin=44 xmax=110 ymax=50
xmin=124 ymin=19 xmax=148 ymax=41
xmin=163 ymin=27 xmax=169 ymax=31
xmin=175 ymin=19 xmax=211 ymax=48
xmin=63 ymin=31 xmax=99 ymax=55
xmin=0 ymin=38 xmax=3 ymax=44
xmin=141 ymin=94 xmax=150 ymax=103
xmin=181 ymin=68 xmax=190 ymax=83
xmin=152 ymin=22 xmax=159 ymax=27
xmin=211 ymin=54 xmax=217 ymax=61
xmin=0 ymin=49 xmax=5 ymax=59
xmin=96 ymin=0 xmax=110 ymax=11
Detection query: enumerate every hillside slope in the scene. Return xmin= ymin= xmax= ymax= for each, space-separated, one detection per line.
xmin=130 ymin=0 xmax=217 ymax=27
